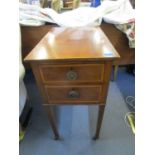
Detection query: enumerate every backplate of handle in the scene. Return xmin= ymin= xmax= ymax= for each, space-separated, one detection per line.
xmin=66 ymin=68 xmax=78 ymax=80
xmin=68 ymin=90 xmax=80 ymax=99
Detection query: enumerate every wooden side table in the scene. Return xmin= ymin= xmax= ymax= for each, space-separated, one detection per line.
xmin=24 ymin=27 xmax=120 ymax=140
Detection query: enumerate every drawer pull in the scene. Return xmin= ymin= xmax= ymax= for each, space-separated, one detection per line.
xmin=68 ymin=90 xmax=80 ymax=99
xmin=66 ymin=68 xmax=78 ymax=80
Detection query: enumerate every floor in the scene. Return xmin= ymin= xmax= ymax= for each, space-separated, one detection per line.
xmin=115 ymin=66 xmax=135 ymax=111
xmin=115 ymin=66 xmax=135 ymax=99
xmin=20 ymin=66 xmax=135 ymax=155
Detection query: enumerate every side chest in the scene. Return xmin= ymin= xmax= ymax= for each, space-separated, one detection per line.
xmin=31 ymin=62 xmax=112 ymax=105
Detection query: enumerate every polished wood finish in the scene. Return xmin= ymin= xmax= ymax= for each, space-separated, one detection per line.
xmin=44 ymin=106 xmax=60 ymax=139
xmin=100 ymin=24 xmax=135 ymax=65
xmin=21 ymin=25 xmax=53 ymax=68
xmin=93 ymin=105 xmax=105 ymax=140
xmin=24 ymin=27 xmax=120 ymax=139
xmin=113 ymin=65 xmax=119 ymax=81
xmin=39 ymin=64 xmax=104 ymax=83
xmin=45 ymin=85 xmax=102 ymax=104
xmin=24 ymin=27 xmax=119 ymax=61
xmin=21 ymin=23 xmax=134 ymax=80
xmin=21 ymin=23 xmax=134 ymax=67
xmin=21 ymin=25 xmax=52 ymax=59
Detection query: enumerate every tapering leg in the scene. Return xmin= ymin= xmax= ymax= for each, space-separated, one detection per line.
xmin=44 ymin=106 xmax=60 ymax=140
xmin=93 ymin=105 xmax=105 ymax=140
xmin=112 ymin=65 xmax=119 ymax=81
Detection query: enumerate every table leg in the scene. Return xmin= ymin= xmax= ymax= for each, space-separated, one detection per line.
xmin=44 ymin=106 xmax=60 ymax=140
xmin=93 ymin=105 xmax=105 ymax=140
xmin=112 ymin=65 xmax=119 ymax=81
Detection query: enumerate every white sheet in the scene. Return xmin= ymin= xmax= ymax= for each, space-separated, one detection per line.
xmin=19 ymin=0 xmax=135 ymax=27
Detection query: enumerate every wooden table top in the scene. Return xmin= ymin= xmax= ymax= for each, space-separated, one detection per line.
xmin=24 ymin=27 xmax=120 ymax=62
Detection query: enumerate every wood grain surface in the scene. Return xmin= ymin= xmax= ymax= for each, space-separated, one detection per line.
xmin=24 ymin=27 xmax=120 ymax=62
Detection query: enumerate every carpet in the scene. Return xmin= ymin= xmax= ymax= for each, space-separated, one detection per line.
xmin=19 ymin=81 xmax=135 ymax=155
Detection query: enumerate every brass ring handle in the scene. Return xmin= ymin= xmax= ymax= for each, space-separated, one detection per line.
xmin=68 ymin=90 xmax=80 ymax=99
xmin=66 ymin=68 xmax=78 ymax=80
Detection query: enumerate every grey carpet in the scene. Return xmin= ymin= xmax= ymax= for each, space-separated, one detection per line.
xmin=20 ymin=82 xmax=134 ymax=155
xmin=115 ymin=67 xmax=135 ymax=99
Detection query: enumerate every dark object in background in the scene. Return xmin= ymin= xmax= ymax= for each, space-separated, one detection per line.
xmin=129 ymin=0 xmax=135 ymax=8
xmin=20 ymin=99 xmax=33 ymax=129
xmin=126 ymin=64 xmax=135 ymax=76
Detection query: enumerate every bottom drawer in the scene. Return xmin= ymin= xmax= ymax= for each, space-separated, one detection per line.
xmin=44 ymin=85 xmax=102 ymax=104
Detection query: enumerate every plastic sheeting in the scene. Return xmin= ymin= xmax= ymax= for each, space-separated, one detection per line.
xmin=19 ymin=0 xmax=134 ymax=26
xmin=19 ymin=0 xmax=135 ymax=48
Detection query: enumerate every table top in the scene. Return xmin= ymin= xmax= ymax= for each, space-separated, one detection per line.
xmin=24 ymin=27 xmax=120 ymax=62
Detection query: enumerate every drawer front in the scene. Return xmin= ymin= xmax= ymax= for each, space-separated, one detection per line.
xmin=39 ymin=64 xmax=104 ymax=83
xmin=44 ymin=85 xmax=102 ymax=104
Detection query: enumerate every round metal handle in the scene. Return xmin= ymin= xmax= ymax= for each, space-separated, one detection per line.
xmin=66 ymin=69 xmax=78 ymax=81
xmin=68 ymin=90 xmax=80 ymax=99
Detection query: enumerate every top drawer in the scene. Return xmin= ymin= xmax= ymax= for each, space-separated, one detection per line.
xmin=39 ymin=64 xmax=104 ymax=83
